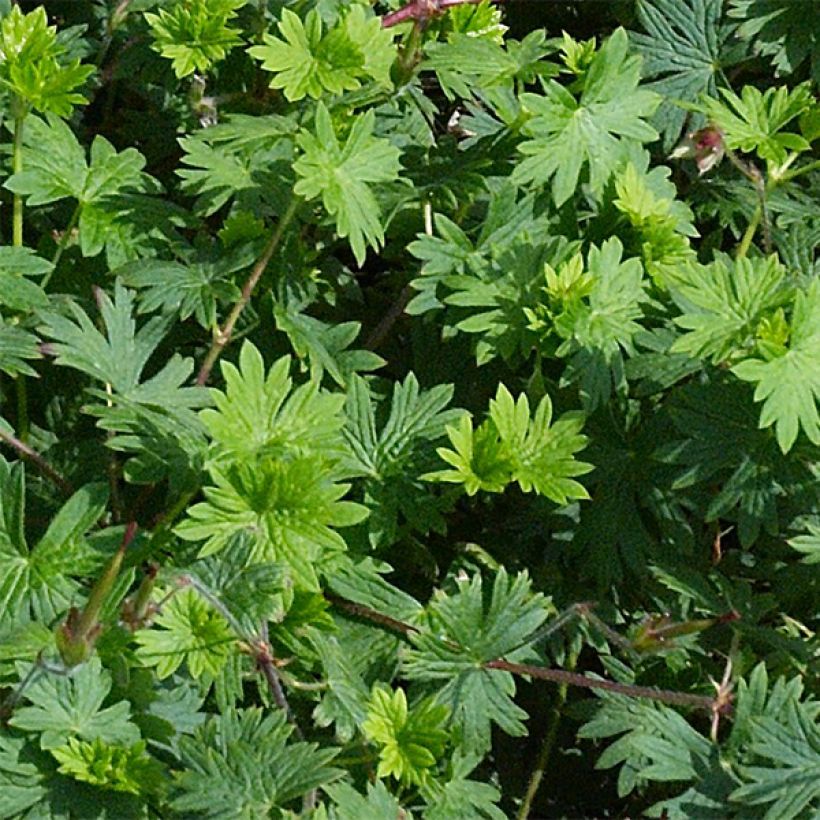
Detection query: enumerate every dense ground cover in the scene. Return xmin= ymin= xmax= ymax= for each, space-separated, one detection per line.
xmin=0 ymin=0 xmax=817 ymax=816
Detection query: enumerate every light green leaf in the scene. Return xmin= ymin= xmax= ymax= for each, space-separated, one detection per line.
xmin=9 ymin=657 xmax=140 ymax=750
xmin=514 ymin=28 xmax=659 ymax=205
xmin=294 ymin=103 xmax=401 ymax=265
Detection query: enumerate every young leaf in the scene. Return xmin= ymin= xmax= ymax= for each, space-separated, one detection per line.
xmin=514 ymin=28 xmax=660 ymax=205
xmin=51 ymin=738 xmax=165 ymax=796
xmin=135 ymin=587 xmax=235 ymax=680
xmin=249 ymin=7 xmax=394 ymax=102
xmin=145 ymin=0 xmax=245 ymax=78
xmin=294 ymin=103 xmax=401 ymax=265
xmin=427 ymin=384 xmax=592 ymax=505
xmin=0 ymin=5 xmax=93 ymax=116
xmin=198 ymin=340 xmax=347 ymax=466
xmin=362 ymin=686 xmax=449 ymax=786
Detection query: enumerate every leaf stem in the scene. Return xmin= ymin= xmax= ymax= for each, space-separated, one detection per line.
xmin=47 ymin=202 xmax=81 ymax=282
xmin=196 ymin=196 xmax=299 ymax=385
xmin=12 ymin=114 xmax=25 ymax=248
xmin=736 ymin=205 xmax=761 ymax=259
xmin=516 ymin=650 xmax=577 ymax=820
xmin=0 ymin=426 xmax=73 ymax=493
xmin=327 ymin=593 xmax=724 ymax=714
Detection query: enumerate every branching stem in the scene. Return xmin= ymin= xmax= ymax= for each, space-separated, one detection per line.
xmin=196 ymin=196 xmax=299 ymax=385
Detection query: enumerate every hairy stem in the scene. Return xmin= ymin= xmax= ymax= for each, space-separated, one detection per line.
xmin=196 ymin=196 xmax=299 ymax=385
xmin=327 ymin=593 xmax=724 ymax=714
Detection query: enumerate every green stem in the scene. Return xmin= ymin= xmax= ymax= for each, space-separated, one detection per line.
xmin=46 ymin=203 xmax=81 ymax=284
xmin=12 ymin=113 xmax=25 ymax=248
xmin=196 ymin=195 xmax=299 ymax=385
xmin=15 ymin=375 xmax=28 ymax=443
xmin=517 ymin=651 xmax=577 ymax=820
xmin=736 ymin=205 xmax=761 ymax=259
xmin=778 ymin=158 xmax=820 ymax=183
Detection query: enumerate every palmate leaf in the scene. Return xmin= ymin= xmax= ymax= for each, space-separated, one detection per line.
xmin=728 ymin=0 xmax=820 ymax=82
xmin=170 ymin=708 xmax=341 ymax=817
xmin=0 ymin=319 xmax=40 ymax=377
xmin=135 ymin=587 xmax=235 ymax=681
xmin=145 ymin=0 xmax=245 ymax=78
xmin=731 ymin=703 xmax=820 ymax=819
xmin=630 ymin=0 xmax=730 ymax=148
xmin=249 ymin=7 xmax=394 ymax=102
xmin=427 ymin=384 xmax=591 ymax=505
xmin=274 ymin=302 xmax=384 ymax=388
xmin=550 ymin=238 xmax=651 ymax=410
xmin=178 ymin=342 xmax=367 ymax=588
xmin=118 ymin=240 xmax=251 ymax=330
xmin=514 ymin=28 xmax=660 ymax=205
xmin=733 ymin=280 xmax=820 ymax=452
xmin=176 ymin=114 xmax=296 ymax=216
xmin=699 ymin=82 xmax=814 ymax=166
xmin=6 ymin=116 xmax=179 ymax=265
xmin=294 ymin=103 xmax=401 ymax=265
xmin=0 ymin=5 xmax=93 ymax=117
xmin=660 ymin=377 xmax=815 ymax=546
xmin=51 ymin=738 xmax=165 ymax=797
xmin=362 ymin=686 xmax=449 ymax=786
xmin=0 ymin=458 xmax=109 ymax=627
xmin=0 ymin=733 xmax=46 ymax=818
xmin=199 ymin=341 xmax=347 ymax=466
xmin=421 ymin=753 xmax=507 ymax=820
xmin=176 ymin=457 xmax=366 ymax=590
xmin=323 ymin=780 xmax=406 ymax=820
xmin=343 ymin=373 xmax=460 ymax=549
xmin=403 ymin=569 xmax=551 ymax=755
xmin=39 ymin=282 xmax=209 ymax=491
xmin=0 ymin=247 xmax=50 ymax=313
xmin=9 ymin=657 xmax=140 ymax=750
xmin=669 ymin=254 xmax=790 ymax=364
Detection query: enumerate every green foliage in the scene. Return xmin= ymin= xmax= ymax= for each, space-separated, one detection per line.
xmin=0 ymin=5 xmax=93 ymax=116
xmin=249 ymin=7 xmax=394 ymax=102
xmin=514 ymin=28 xmax=660 ymax=204
xmin=9 ymin=657 xmax=140 ymax=749
xmin=630 ymin=0 xmax=730 ymax=147
xmin=427 ymin=384 xmax=591 ymax=504
xmin=362 ymin=685 xmax=449 ymax=785
xmin=7 ymin=115 xmax=177 ymax=265
xmin=294 ymin=103 xmax=402 ymax=265
xmin=176 ymin=341 xmax=367 ymax=588
xmin=728 ymin=0 xmax=820 ymax=82
xmin=403 ymin=569 xmax=552 ymax=755
xmin=170 ymin=708 xmax=341 ymax=816
xmin=0 ymin=4 xmax=817 ymax=818
xmin=146 ymin=0 xmax=246 ymax=78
